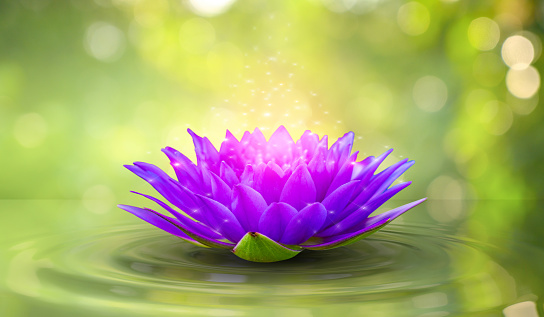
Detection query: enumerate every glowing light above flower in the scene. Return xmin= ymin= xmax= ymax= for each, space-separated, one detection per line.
xmin=119 ymin=127 xmax=426 ymax=262
xmin=187 ymin=0 xmax=236 ymax=17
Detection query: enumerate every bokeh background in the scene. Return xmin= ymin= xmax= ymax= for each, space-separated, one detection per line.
xmin=2 ymin=0 xmax=544 ymax=316
xmin=2 ymin=0 xmax=543 ymax=239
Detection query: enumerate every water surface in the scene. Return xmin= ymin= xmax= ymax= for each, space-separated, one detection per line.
xmin=1 ymin=201 xmax=543 ymax=317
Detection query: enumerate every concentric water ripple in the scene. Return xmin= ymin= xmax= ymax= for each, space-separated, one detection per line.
xmin=2 ymin=224 xmax=531 ymax=316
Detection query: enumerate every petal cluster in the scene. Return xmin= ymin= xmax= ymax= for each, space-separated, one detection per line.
xmin=118 ymin=126 xmax=426 ymax=262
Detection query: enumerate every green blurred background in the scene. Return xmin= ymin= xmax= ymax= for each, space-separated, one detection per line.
xmin=1 ymin=0 xmax=543 ymax=243
xmin=2 ymin=1 xmax=544 ymax=316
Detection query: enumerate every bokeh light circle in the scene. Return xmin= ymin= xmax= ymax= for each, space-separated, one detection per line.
xmin=517 ymin=31 xmax=542 ymax=62
xmin=506 ymin=66 xmax=540 ymax=99
xmin=187 ymin=0 xmax=237 ymax=17
xmin=468 ymin=17 xmax=500 ymax=51
xmin=501 ymin=35 xmax=535 ymax=70
xmin=397 ymin=2 xmax=430 ymax=36
xmin=84 ymin=22 xmax=125 ymax=62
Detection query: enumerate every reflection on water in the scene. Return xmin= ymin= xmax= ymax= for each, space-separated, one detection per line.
xmin=2 ymin=221 xmax=543 ymax=317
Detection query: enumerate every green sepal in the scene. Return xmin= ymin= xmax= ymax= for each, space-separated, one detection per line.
xmin=301 ymin=220 xmax=390 ymax=250
xmin=232 ymin=232 xmax=302 ymax=262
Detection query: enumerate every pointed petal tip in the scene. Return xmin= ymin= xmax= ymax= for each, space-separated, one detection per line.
xmin=274 ymin=125 xmax=289 ymax=133
xmin=187 ymin=128 xmax=202 ymax=140
xmin=224 ymin=129 xmax=239 ymax=141
xmin=383 ymin=197 xmax=427 ymax=221
xmin=161 ymin=146 xmax=176 ymax=153
xmin=383 ymin=148 xmax=394 ymax=155
xmin=411 ymin=197 xmax=427 ymax=204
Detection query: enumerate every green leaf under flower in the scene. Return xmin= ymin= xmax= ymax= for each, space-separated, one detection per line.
xmin=232 ymin=232 xmax=302 ymax=262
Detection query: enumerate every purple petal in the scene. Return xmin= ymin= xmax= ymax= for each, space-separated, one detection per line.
xmin=198 ymin=165 xmax=213 ymax=194
xmin=325 ymin=151 xmax=358 ymax=197
xmin=210 ymin=172 xmax=232 ymax=206
xmin=363 ymin=181 xmax=412 ymax=217
xmin=243 ymin=128 xmax=267 ymax=164
xmin=161 ymin=147 xmax=200 ymax=191
xmin=301 ymin=216 xmax=390 ymax=250
xmin=351 ymin=149 xmax=393 ymax=185
xmin=318 ymin=182 xmax=413 ymax=237
xmin=308 ymin=143 xmax=332 ymax=201
xmin=285 ymin=156 xmax=302 ymax=173
xmin=121 ymin=205 xmax=234 ymax=249
xmin=195 ymin=195 xmax=246 ymax=242
xmin=372 ymin=160 xmax=415 ymax=197
xmin=188 ymin=129 xmax=220 ymax=172
xmin=331 ymin=131 xmax=354 ymax=156
xmin=253 ymin=162 xmax=267 ymax=177
xmin=219 ymin=130 xmax=243 ymax=170
xmin=296 ymin=130 xmax=320 ymax=163
xmin=231 ymin=184 xmax=268 ymax=231
xmin=279 ymin=164 xmax=316 ymax=211
xmin=351 ymin=155 xmax=374 ymax=180
xmin=220 ymin=161 xmax=239 ymax=187
xmin=166 ymin=179 xmax=207 ymax=222
xmin=240 ymin=164 xmax=254 ymax=187
xmin=326 ymin=131 xmax=354 ymax=174
xmin=118 ymin=204 xmax=191 ymax=239
xmin=253 ymin=162 xmax=285 ymax=204
xmin=130 ymin=191 xmax=223 ymax=240
xmin=125 ymin=163 xmax=201 ymax=217
xmin=258 ymin=202 xmax=297 ymax=242
xmin=280 ymin=202 xmax=327 ymax=245
xmin=267 ymin=126 xmax=296 ymax=166
xmin=365 ymin=198 xmax=427 ymax=226
xmin=345 ymin=158 xmax=408 ymax=213
xmin=250 ymin=127 xmax=267 ymax=145
xmin=239 ymin=130 xmax=251 ymax=145
xmin=320 ymin=180 xmax=360 ymax=229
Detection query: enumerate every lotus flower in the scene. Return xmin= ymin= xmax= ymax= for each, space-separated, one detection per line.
xmin=118 ymin=126 xmax=426 ymax=262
